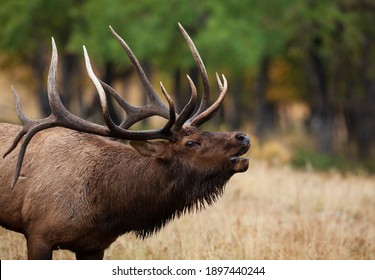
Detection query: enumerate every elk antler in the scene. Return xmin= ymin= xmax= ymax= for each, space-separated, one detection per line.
xmin=4 ymin=24 xmax=228 ymax=188
xmin=100 ymin=24 xmax=227 ymax=129
xmin=99 ymin=26 xmax=197 ymax=129
xmin=3 ymin=38 xmax=176 ymax=188
xmin=177 ymin=23 xmax=227 ymax=127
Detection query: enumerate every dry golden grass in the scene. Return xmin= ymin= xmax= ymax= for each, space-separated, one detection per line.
xmin=1 ymin=160 xmax=374 ymax=260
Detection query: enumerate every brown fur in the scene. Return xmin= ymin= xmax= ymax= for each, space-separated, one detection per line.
xmin=0 ymin=123 xmax=250 ymax=259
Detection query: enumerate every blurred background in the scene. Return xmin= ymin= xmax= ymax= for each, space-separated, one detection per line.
xmin=0 ymin=0 xmax=374 ymax=173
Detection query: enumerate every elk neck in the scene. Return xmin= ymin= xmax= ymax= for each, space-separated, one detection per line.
xmin=93 ymin=139 xmax=233 ymax=238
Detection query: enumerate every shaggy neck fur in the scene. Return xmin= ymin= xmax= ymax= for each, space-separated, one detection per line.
xmin=96 ymin=151 xmax=234 ymax=239
xmin=135 ymin=157 xmax=234 ymax=238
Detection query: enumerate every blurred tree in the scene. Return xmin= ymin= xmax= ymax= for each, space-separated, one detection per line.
xmin=71 ymin=0 xmax=207 ymax=121
xmin=195 ymin=1 xmax=295 ymax=133
xmin=0 ymin=0 xmax=373 ymax=160
xmin=338 ymin=1 xmax=375 ymax=159
xmin=0 ymin=0 xmax=294 ymax=131
xmin=286 ymin=0 xmax=375 ymax=158
xmin=0 ymin=0 xmax=84 ymax=116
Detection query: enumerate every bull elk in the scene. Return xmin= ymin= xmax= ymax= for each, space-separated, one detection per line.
xmin=0 ymin=24 xmax=250 ymax=260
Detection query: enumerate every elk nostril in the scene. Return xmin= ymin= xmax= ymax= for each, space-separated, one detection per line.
xmin=236 ymin=133 xmax=250 ymax=145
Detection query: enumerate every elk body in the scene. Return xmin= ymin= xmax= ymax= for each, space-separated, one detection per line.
xmin=0 ymin=24 xmax=250 ymax=260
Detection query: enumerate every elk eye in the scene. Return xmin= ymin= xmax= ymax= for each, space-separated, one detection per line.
xmin=185 ymin=141 xmax=198 ymax=148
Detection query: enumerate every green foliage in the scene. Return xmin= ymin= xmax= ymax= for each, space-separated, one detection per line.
xmin=0 ymin=0 xmax=295 ymax=71
xmin=195 ymin=1 xmax=293 ymax=72
xmin=0 ymin=0 xmax=81 ymax=59
xmin=292 ymin=148 xmax=347 ymax=172
xmin=1 ymin=0 xmax=373 ymax=79
xmin=0 ymin=0 xmax=374 ymax=163
xmin=292 ymin=148 xmax=375 ymax=174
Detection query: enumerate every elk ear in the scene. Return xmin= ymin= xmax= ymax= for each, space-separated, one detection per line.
xmin=130 ymin=140 xmax=167 ymax=158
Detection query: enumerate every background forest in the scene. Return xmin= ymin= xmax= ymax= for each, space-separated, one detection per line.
xmin=0 ymin=0 xmax=374 ymax=172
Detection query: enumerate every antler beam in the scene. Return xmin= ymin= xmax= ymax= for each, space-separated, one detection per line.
xmin=4 ymin=24 xmax=228 ymax=188
xmin=4 ymin=38 xmax=176 ymax=188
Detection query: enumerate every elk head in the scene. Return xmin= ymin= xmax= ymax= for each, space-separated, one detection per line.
xmin=4 ymin=23 xmax=250 ymax=189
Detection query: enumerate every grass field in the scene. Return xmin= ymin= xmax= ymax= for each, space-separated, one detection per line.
xmin=1 ymin=160 xmax=374 ymax=260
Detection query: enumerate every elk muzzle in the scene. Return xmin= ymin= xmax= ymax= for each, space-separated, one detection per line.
xmin=230 ymin=133 xmax=250 ymax=173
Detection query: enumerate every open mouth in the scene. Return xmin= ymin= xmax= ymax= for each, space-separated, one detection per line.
xmin=230 ymin=145 xmax=250 ymax=172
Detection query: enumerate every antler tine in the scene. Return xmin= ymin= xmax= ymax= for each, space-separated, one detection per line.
xmin=100 ymin=81 xmax=144 ymax=129
xmin=178 ymin=23 xmax=227 ymax=127
xmin=178 ymin=23 xmax=210 ymax=119
xmin=174 ymin=75 xmax=197 ymax=128
xmin=109 ymin=26 xmax=170 ymax=120
xmin=11 ymin=85 xmax=33 ymax=124
xmin=2 ymin=86 xmax=33 ymax=159
xmin=83 ymin=46 xmax=119 ymax=131
xmin=99 ymin=81 xmax=170 ymax=129
xmin=3 ymin=86 xmax=35 ymax=159
xmin=190 ymin=73 xmax=227 ymax=127
xmin=159 ymin=82 xmax=176 ymax=133
xmin=3 ymin=38 xmax=69 ymax=187
xmin=84 ymin=47 xmax=176 ymax=136
xmin=48 ymin=38 xmax=68 ymax=114
xmin=3 ymin=38 xmax=114 ymax=188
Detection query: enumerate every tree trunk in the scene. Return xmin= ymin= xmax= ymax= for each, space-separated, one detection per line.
xmin=343 ymin=34 xmax=375 ymax=160
xmin=82 ymin=62 xmax=123 ymax=125
xmin=61 ymin=53 xmax=81 ymax=113
xmin=31 ymin=45 xmax=50 ymax=117
xmin=307 ymin=38 xmax=335 ymax=154
xmin=102 ymin=62 xmax=121 ymax=125
xmin=228 ymin=76 xmax=244 ymax=130
xmin=173 ymin=69 xmax=182 ymax=113
xmin=254 ymin=55 xmax=276 ymax=139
